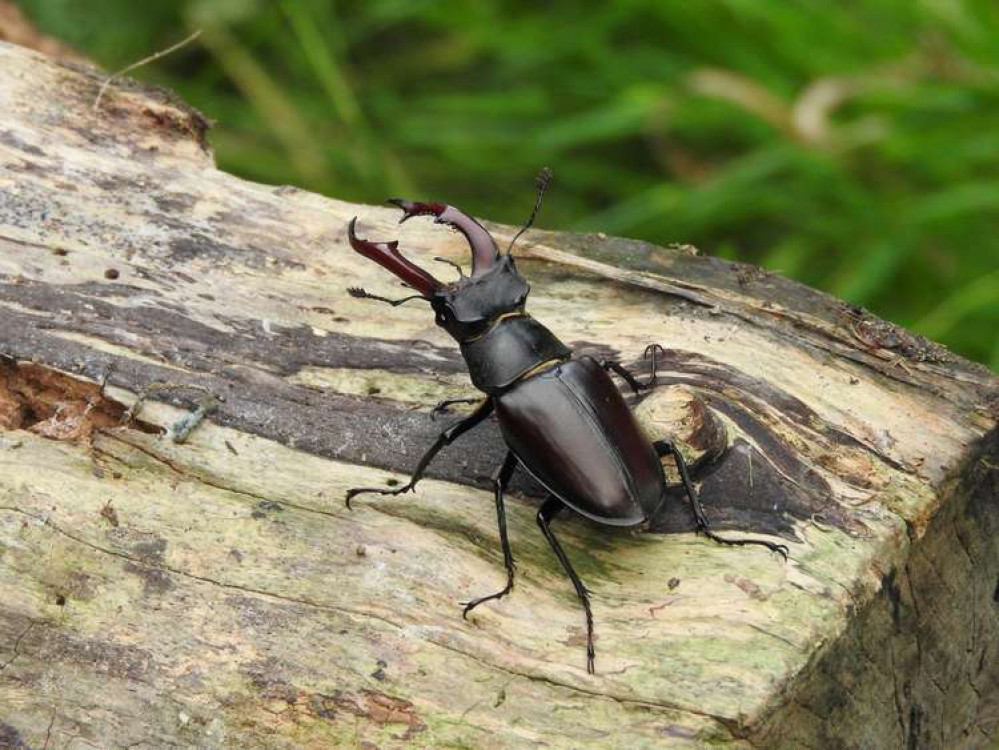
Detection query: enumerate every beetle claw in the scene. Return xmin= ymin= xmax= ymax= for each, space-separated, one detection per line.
xmin=643 ymin=343 xmax=665 ymax=360
xmin=347 ymin=218 xmax=399 ymax=254
xmin=460 ymin=585 xmax=513 ymax=619
xmin=387 ymin=198 xmax=447 ymax=224
xmin=383 ymin=198 xmax=499 ymax=276
xmin=344 ymin=488 xmax=361 ymax=510
xmin=347 ymin=217 xmax=441 ymax=296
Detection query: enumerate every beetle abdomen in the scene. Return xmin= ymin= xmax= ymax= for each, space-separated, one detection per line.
xmin=495 ymin=356 xmax=664 ymax=526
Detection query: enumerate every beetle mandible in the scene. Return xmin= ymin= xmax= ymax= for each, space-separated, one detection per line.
xmin=345 ymin=171 xmax=788 ymax=673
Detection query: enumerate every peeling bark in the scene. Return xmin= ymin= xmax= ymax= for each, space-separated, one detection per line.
xmin=0 ymin=41 xmax=997 ymax=748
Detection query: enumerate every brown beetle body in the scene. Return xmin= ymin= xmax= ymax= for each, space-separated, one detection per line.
xmin=344 ymin=176 xmax=787 ymax=673
xmin=495 ymin=356 xmax=665 ymax=527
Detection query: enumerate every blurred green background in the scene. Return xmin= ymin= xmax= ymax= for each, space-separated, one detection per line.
xmin=17 ymin=0 xmax=999 ymax=368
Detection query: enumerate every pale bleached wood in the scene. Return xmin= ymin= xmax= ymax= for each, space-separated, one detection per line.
xmin=0 ymin=41 xmax=996 ymax=748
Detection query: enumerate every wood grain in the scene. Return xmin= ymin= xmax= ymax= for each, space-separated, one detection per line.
xmin=0 ymin=41 xmax=996 ymax=748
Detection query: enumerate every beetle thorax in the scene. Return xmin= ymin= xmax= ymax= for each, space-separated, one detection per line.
xmin=431 ymin=255 xmax=530 ymax=342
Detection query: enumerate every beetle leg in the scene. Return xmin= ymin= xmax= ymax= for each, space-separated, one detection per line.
xmin=461 ymin=450 xmax=519 ymax=619
xmin=654 ymin=439 xmax=790 ymax=560
xmin=430 ymin=396 xmax=481 ymax=420
xmin=537 ymin=496 xmax=596 ymax=674
xmin=347 ymin=286 xmax=429 ymax=307
xmin=600 ymin=360 xmax=644 ymax=396
xmin=601 ymin=344 xmax=665 ymax=394
xmin=345 ymin=398 xmax=494 ymax=508
xmin=643 ymin=343 xmax=665 ymax=388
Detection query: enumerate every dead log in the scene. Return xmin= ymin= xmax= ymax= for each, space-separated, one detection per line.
xmin=0 ymin=41 xmax=996 ymax=748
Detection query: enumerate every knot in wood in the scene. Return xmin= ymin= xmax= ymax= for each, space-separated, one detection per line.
xmin=634 ymin=385 xmax=728 ymax=473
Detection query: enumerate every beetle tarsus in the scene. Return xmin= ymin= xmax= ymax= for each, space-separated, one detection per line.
xmin=537 ymin=496 xmax=596 ymax=674
xmin=345 ymin=483 xmax=414 ymax=510
xmin=430 ymin=396 xmax=481 ymax=420
xmin=602 ymin=345 xmax=665 ymax=394
xmin=344 ymin=399 xmax=495 ymax=509
xmin=643 ymin=343 xmax=665 ymax=388
xmin=462 ymin=451 xmax=519 ymax=619
xmin=654 ymin=439 xmax=790 ymax=561
xmin=601 ymin=360 xmax=644 ymax=396
xmin=697 ymin=528 xmax=789 ymax=560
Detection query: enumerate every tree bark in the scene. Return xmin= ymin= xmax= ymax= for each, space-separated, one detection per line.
xmin=0 ymin=41 xmax=996 ymax=748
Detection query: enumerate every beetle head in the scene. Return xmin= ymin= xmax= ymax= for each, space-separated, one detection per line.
xmin=346 ymin=170 xmax=552 ymax=343
xmin=430 ymin=253 xmax=530 ymax=342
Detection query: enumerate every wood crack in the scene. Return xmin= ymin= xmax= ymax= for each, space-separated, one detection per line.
xmin=96 ymin=433 xmax=352 ymax=524
xmin=427 ymin=636 xmax=741 ymax=731
xmin=1 ymin=41 xmax=995 ymax=747
xmin=0 ymin=505 xmax=405 ymax=634
xmin=0 ymin=501 xmax=743 ymax=736
xmin=0 ymin=618 xmax=38 ymax=671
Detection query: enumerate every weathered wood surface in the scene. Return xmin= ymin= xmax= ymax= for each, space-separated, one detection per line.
xmin=0 ymin=41 xmax=996 ymax=748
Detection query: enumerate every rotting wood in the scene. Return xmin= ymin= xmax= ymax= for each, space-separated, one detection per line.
xmin=0 ymin=41 xmax=997 ymax=748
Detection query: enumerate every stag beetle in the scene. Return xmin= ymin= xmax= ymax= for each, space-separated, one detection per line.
xmin=345 ymin=171 xmax=787 ymax=673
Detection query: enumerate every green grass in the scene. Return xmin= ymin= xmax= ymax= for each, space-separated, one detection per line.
xmin=19 ymin=0 xmax=999 ymax=369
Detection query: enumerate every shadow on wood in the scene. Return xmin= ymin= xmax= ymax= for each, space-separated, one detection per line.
xmin=0 ymin=41 xmax=997 ymax=749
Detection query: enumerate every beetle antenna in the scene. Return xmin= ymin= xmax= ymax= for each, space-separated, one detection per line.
xmin=434 ymin=256 xmax=465 ymax=278
xmin=506 ymin=167 xmax=553 ymax=254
